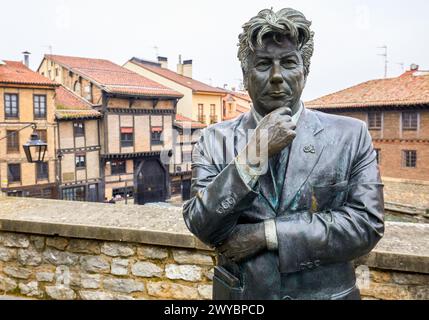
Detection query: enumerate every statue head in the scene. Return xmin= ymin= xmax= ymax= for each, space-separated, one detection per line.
xmin=238 ymin=8 xmax=314 ymax=116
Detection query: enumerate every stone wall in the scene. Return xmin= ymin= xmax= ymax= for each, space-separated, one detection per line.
xmin=0 ymin=232 xmax=215 ymax=300
xmin=0 ymin=197 xmax=427 ymax=300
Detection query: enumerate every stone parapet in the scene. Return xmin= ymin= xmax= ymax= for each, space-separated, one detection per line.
xmin=0 ymin=197 xmax=427 ymax=300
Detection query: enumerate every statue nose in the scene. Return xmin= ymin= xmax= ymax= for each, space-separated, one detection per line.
xmin=270 ymin=64 xmax=283 ymax=84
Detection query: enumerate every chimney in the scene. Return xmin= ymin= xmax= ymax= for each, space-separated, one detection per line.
xmin=22 ymin=51 xmax=31 ymax=67
xmin=182 ymin=60 xmax=193 ymax=78
xmin=157 ymin=56 xmax=168 ymax=69
xmin=177 ymin=54 xmax=184 ymax=75
xmin=410 ymin=63 xmax=419 ymax=71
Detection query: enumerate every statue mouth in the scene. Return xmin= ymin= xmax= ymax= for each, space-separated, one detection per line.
xmin=268 ymin=91 xmax=288 ymax=98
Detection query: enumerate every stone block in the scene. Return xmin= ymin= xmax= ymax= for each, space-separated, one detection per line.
xmin=137 ymin=245 xmax=168 ymax=260
xmin=36 ymin=272 xmax=55 ymax=283
xmin=30 ymin=236 xmax=45 ymax=250
xmin=131 ymin=261 xmax=163 ymax=278
xmin=0 ymin=246 xmax=17 ymax=262
xmin=68 ymin=239 xmax=101 ymax=254
xmin=198 ymin=284 xmax=213 ymax=300
xmin=111 ymin=259 xmax=129 ymax=276
xmin=102 ymin=277 xmax=145 ymax=294
xmin=81 ymin=274 xmax=101 ymax=289
xmin=80 ymin=256 xmax=110 ymax=274
xmin=79 ymin=290 xmax=134 ymax=300
xmin=43 ymin=248 xmax=79 ymax=266
xmin=147 ymin=282 xmax=199 ymax=300
xmin=18 ymin=247 xmax=42 ymax=266
xmin=2 ymin=233 xmax=30 ymax=248
xmin=165 ymin=264 xmax=202 ymax=282
xmin=392 ymin=272 xmax=429 ymax=285
xmin=19 ymin=281 xmax=41 ymax=297
xmin=0 ymin=275 xmax=17 ymax=292
xmin=172 ymin=250 xmax=213 ymax=266
xmin=46 ymin=285 xmax=76 ymax=300
xmin=4 ymin=266 xmax=32 ymax=280
xmin=101 ymin=242 xmax=135 ymax=257
xmin=46 ymin=237 xmax=68 ymax=251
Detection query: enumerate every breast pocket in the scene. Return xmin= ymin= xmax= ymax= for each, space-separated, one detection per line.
xmin=311 ymin=180 xmax=349 ymax=211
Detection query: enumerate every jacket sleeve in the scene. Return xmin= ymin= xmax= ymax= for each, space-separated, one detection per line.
xmin=183 ymin=131 xmax=259 ymax=247
xmin=275 ymin=123 xmax=385 ymax=274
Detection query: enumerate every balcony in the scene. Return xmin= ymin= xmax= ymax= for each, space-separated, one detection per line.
xmin=198 ymin=115 xmax=206 ymax=124
xmin=209 ymin=115 xmax=218 ymax=124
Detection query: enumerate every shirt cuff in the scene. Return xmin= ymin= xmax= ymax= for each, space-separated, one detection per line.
xmin=264 ymin=219 xmax=278 ymax=251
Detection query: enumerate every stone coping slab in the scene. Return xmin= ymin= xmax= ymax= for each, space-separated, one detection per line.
xmin=0 ymin=197 xmax=428 ymax=273
xmin=0 ymin=197 xmax=210 ymax=251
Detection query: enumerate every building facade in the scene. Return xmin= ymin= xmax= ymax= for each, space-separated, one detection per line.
xmin=38 ymin=55 xmax=183 ymax=204
xmin=123 ymin=57 xmax=226 ymax=126
xmin=306 ymin=66 xmax=429 ymax=182
xmin=0 ymin=60 xmax=58 ymax=198
xmin=55 ymin=85 xmax=102 ymax=202
xmin=222 ymin=89 xmax=251 ymax=121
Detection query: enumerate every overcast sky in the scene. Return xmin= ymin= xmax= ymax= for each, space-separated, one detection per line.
xmin=1 ymin=0 xmax=428 ymax=101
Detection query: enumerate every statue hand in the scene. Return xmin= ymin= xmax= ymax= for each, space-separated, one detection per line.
xmin=248 ymin=107 xmax=297 ymax=159
xmin=217 ymin=223 xmax=266 ymax=263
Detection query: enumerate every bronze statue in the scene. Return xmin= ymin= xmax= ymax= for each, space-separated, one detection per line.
xmin=183 ymin=8 xmax=384 ymax=300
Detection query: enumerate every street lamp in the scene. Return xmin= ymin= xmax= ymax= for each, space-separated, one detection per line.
xmin=23 ymin=130 xmax=48 ymax=163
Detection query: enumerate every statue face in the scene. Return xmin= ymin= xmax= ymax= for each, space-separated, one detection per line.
xmin=245 ymin=35 xmax=306 ymax=116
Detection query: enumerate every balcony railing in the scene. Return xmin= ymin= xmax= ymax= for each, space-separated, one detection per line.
xmin=210 ymin=115 xmax=218 ymax=124
xmin=198 ymin=115 xmax=206 ymax=124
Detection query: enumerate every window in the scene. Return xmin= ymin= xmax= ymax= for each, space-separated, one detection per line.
xmin=84 ymin=84 xmax=93 ymax=101
xmin=374 ymin=149 xmax=381 ymax=165
xmin=35 ymin=129 xmax=48 ymax=151
xmin=36 ymin=162 xmax=49 ymax=180
xmin=4 ymin=94 xmax=19 ymax=118
xmin=73 ymin=122 xmax=85 ymax=137
xmin=182 ymin=151 xmax=192 ymax=163
xmin=55 ymin=68 xmax=59 ymax=77
xmin=151 ymin=127 xmax=163 ymax=145
xmin=111 ymin=160 xmax=126 ymax=175
xmin=7 ymin=130 xmax=19 ymax=153
xmin=75 ymin=154 xmax=86 ymax=169
xmin=120 ymin=127 xmax=134 ymax=147
xmin=210 ymin=104 xmax=216 ymax=116
xmin=34 ymin=95 xmax=47 ymax=119
xmin=368 ymin=112 xmax=382 ymax=130
xmin=402 ymin=112 xmax=418 ymax=130
xmin=7 ymin=164 xmax=21 ymax=183
xmin=62 ymin=186 xmax=85 ymax=202
xmin=73 ymin=81 xmax=81 ymax=94
xmin=403 ymin=150 xmax=417 ymax=168
xmin=198 ymin=104 xmax=205 ymax=123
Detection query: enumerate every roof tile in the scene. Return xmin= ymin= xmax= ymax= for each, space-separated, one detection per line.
xmin=306 ymin=70 xmax=429 ymax=109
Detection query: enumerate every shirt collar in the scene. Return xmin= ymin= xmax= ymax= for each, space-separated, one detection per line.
xmin=251 ymin=101 xmax=304 ymax=125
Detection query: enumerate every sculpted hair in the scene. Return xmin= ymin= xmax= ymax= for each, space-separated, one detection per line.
xmin=238 ymin=8 xmax=315 ymax=78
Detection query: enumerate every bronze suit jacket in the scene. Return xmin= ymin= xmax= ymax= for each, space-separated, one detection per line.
xmin=183 ymin=107 xmax=385 ymax=300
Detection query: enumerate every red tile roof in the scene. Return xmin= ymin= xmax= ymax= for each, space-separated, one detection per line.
xmin=306 ymin=70 xmax=429 ymax=109
xmin=55 ymin=85 xmax=101 ymax=120
xmin=175 ymin=114 xmax=207 ymax=129
xmin=44 ymin=55 xmax=183 ymax=98
xmin=224 ymin=89 xmax=252 ymax=102
xmin=0 ymin=60 xmax=57 ymax=86
xmin=130 ymin=58 xmax=226 ymax=95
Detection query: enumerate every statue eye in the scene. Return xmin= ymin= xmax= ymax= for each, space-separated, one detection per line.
xmin=281 ymin=59 xmax=298 ymax=69
xmin=255 ymin=60 xmax=271 ymax=70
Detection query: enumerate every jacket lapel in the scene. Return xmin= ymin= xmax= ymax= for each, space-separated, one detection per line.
xmin=235 ymin=111 xmax=278 ymax=211
xmin=279 ymin=108 xmax=325 ymax=213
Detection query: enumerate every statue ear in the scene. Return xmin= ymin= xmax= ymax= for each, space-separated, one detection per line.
xmin=242 ymin=68 xmax=249 ymax=89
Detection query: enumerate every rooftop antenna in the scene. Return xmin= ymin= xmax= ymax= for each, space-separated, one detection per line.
xmin=43 ymin=45 xmax=53 ymax=54
xmin=153 ymin=45 xmax=159 ymax=59
xmin=377 ymin=45 xmax=388 ymax=78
